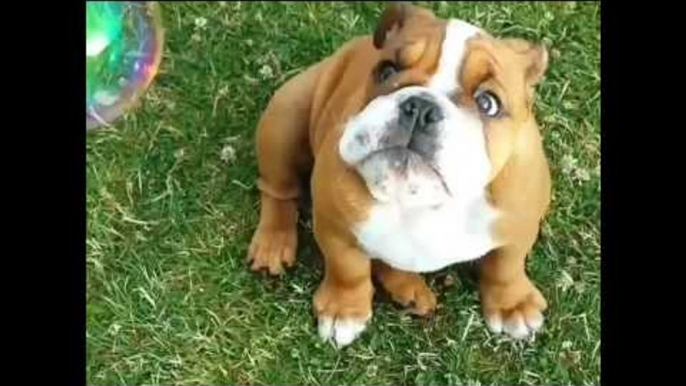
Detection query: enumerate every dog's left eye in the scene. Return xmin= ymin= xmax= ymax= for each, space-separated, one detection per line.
xmin=475 ymin=90 xmax=502 ymax=118
xmin=377 ymin=61 xmax=398 ymax=83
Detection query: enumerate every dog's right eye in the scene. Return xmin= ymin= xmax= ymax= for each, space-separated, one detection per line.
xmin=377 ymin=61 xmax=398 ymax=83
xmin=474 ymin=90 xmax=502 ymax=118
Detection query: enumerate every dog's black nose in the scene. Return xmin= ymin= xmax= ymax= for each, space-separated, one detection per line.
xmin=399 ymin=96 xmax=443 ymax=133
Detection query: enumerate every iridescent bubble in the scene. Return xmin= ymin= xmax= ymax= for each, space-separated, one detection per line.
xmin=86 ymin=2 xmax=164 ymax=130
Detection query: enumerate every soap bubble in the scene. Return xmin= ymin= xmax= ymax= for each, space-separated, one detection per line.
xmin=86 ymin=2 xmax=164 ymax=130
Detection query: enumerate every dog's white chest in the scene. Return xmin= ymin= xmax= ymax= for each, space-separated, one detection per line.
xmin=353 ymin=195 xmax=501 ymax=273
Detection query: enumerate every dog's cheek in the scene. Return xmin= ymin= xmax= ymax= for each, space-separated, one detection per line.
xmin=484 ymin=121 xmax=516 ymax=180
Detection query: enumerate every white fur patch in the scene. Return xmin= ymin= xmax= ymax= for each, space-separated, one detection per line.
xmin=354 ymin=195 xmax=501 ymax=272
xmin=426 ymin=20 xmax=482 ymax=95
xmin=318 ymin=314 xmax=371 ymax=348
xmin=503 ymin=314 xmax=529 ymax=339
xmin=339 ymin=95 xmax=400 ymax=166
xmin=487 ymin=311 xmax=544 ymax=340
xmin=486 ymin=313 xmax=503 ymax=334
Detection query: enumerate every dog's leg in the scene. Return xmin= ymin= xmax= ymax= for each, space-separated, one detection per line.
xmin=373 ymin=260 xmax=436 ymax=316
xmin=478 ymin=222 xmax=547 ymax=339
xmin=248 ymin=64 xmax=322 ymax=275
xmin=312 ymin=223 xmax=374 ymax=348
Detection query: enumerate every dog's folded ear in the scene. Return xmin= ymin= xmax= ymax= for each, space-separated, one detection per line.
xmin=373 ymin=2 xmax=411 ymax=49
xmin=524 ymin=43 xmax=548 ymax=86
xmin=502 ymin=38 xmax=549 ymax=86
xmin=373 ymin=2 xmax=434 ymax=49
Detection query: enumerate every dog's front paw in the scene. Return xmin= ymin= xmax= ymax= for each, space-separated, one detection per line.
xmin=247 ymin=226 xmax=296 ymax=275
xmin=480 ymin=276 xmax=547 ymax=339
xmin=313 ymin=280 xmax=373 ymax=347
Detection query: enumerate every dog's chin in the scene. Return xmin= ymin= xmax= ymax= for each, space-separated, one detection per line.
xmin=355 ymin=147 xmax=451 ymax=207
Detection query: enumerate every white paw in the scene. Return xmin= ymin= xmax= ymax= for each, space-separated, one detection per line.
xmin=317 ymin=314 xmax=371 ymax=347
xmin=486 ymin=311 xmax=544 ymax=340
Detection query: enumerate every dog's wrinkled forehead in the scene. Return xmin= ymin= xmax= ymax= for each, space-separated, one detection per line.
xmin=372 ymin=3 xmax=486 ymax=96
xmin=427 ymin=20 xmax=483 ymax=95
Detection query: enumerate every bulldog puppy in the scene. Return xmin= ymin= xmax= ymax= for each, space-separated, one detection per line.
xmin=247 ymin=2 xmax=551 ymax=347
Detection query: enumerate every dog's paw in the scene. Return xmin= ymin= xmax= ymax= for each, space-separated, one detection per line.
xmin=480 ymin=277 xmax=547 ymax=339
xmin=384 ymin=275 xmax=437 ymax=316
xmin=247 ymin=226 xmax=296 ymax=275
xmin=313 ymin=280 xmax=373 ymax=348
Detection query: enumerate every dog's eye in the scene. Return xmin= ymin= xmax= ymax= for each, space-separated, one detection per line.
xmin=474 ymin=90 xmax=502 ymax=118
xmin=377 ymin=61 xmax=398 ymax=83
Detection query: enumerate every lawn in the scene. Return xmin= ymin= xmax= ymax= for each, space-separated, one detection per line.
xmin=86 ymin=2 xmax=600 ymax=385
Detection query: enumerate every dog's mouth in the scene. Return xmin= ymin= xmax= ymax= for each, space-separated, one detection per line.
xmin=356 ymin=146 xmax=453 ymax=200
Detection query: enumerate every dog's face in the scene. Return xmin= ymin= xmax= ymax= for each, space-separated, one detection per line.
xmin=339 ymin=4 xmax=548 ymax=207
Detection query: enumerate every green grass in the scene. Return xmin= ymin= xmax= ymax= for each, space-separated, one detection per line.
xmin=86 ymin=2 xmax=600 ymax=385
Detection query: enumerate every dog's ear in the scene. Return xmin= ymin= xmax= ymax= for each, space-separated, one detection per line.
xmin=502 ymin=38 xmax=549 ymax=86
xmin=373 ymin=2 xmax=426 ymax=49
xmin=524 ymin=43 xmax=548 ymax=86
